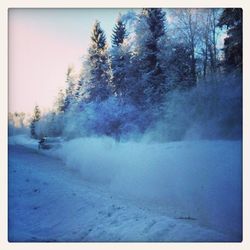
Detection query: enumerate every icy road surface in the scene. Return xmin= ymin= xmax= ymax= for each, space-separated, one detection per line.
xmin=9 ymin=144 xmax=232 ymax=242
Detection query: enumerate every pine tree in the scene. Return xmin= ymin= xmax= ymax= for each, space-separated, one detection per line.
xmin=110 ymin=16 xmax=130 ymax=101
xmin=142 ymin=8 xmax=166 ymax=41
xmin=218 ymin=8 xmax=242 ymax=71
xmin=74 ymin=78 xmax=83 ymax=103
xmin=168 ymin=43 xmax=194 ymax=89
xmin=55 ymin=89 xmax=65 ymax=113
xmin=134 ymin=8 xmax=167 ymax=108
xmin=112 ymin=16 xmax=126 ymax=46
xmin=63 ymin=66 xmax=76 ymax=112
xmin=84 ymin=21 xmax=111 ymax=102
xmin=30 ymin=105 xmax=41 ymax=139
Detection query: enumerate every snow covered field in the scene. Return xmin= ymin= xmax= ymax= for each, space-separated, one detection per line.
xmin=8 ymin=135 xmax=242 ymax=242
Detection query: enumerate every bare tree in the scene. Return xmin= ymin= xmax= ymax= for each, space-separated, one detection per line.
xmin=207 ymin=9 xmax=221 ymax=73
xmin=170 ymin=9 xmax=221 ymax=79
xmin=170 ymin=9 xmax=202 ymax=84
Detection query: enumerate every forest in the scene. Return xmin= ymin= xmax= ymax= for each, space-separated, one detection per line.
xmin=9 ymin=8 xmax=242 ymax=142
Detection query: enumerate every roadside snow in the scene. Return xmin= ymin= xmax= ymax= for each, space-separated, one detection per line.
xmin=8 ymin=134 xmax=38 ymax=150
xmin=8 ymin=144 xmax=234 ymax=242
xmin=51 ymin=137 xmax=242 ymax=240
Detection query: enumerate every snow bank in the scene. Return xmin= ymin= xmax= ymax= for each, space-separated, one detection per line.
xmin=9 ymin=144 xmax=232 ymax=242
xmin=53 ymin=137 xmax=242 ymax=239
xmin=8 ymin=135 xmax=38 ymax=150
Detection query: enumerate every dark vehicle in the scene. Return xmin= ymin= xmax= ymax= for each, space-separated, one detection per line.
xmin=38 ymin=137 xmax=62 ymax=150
xmin=38 ymin=137 xmax=51 ymax=150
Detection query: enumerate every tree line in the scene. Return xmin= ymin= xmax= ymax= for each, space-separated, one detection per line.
xmin=28 ymin=8 xmax=242 ymax=140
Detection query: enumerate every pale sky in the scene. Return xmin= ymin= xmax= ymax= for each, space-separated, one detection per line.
xmin=9 ymin=8 xmax=132 ymax=114
xmin=9 ymin=8 xmax=225 ymax=114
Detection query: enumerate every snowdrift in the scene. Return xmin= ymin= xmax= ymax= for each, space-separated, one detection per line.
xmin=9 ymin=142 xmax=235 ymax=242
xmin=8 ymin=134 xmax=38 ymax=149
xmin=52 ymin=137 xmax=242 ymax=240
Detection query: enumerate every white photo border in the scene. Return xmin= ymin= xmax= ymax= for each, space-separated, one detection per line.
xmin=1 ymin=1 xmax=249 ymax=249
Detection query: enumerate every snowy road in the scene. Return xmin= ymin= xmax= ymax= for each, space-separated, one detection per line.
xmin=9 ymin=144 xmax=232 ymax=242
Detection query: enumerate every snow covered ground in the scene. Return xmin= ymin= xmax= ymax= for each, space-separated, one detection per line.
xmin=8 ymin=135 xmax=242 ymax=242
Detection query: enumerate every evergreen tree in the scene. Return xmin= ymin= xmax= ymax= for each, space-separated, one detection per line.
xmin=30 ymin=105 xmax=41 ymax=139
xmin=63 ymin=66 xmax=76 ymax=112
xmin=134 ymin=8 xmax=167 ymax=108
xmin=142 ymin=8 xmax=166 ymax=42
xmin=112 ymin=16 xmax=126 ymax=46
xmin=73 ymin=67 xmax=88 ymax=111
xmin=218 ymin=8 xmax=242 ymax=71
xmin=168 ymin=43 xmax=194 ymax=90
xmin=84 ymin=21 xmax=111 ymax=102
xmin=74 ymin=78 xmax=84 ymax=103
xmin=110 ymin=16 xmax=130 ymax=101
xmin=55 ymin=89 xmax=66 ymax=113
